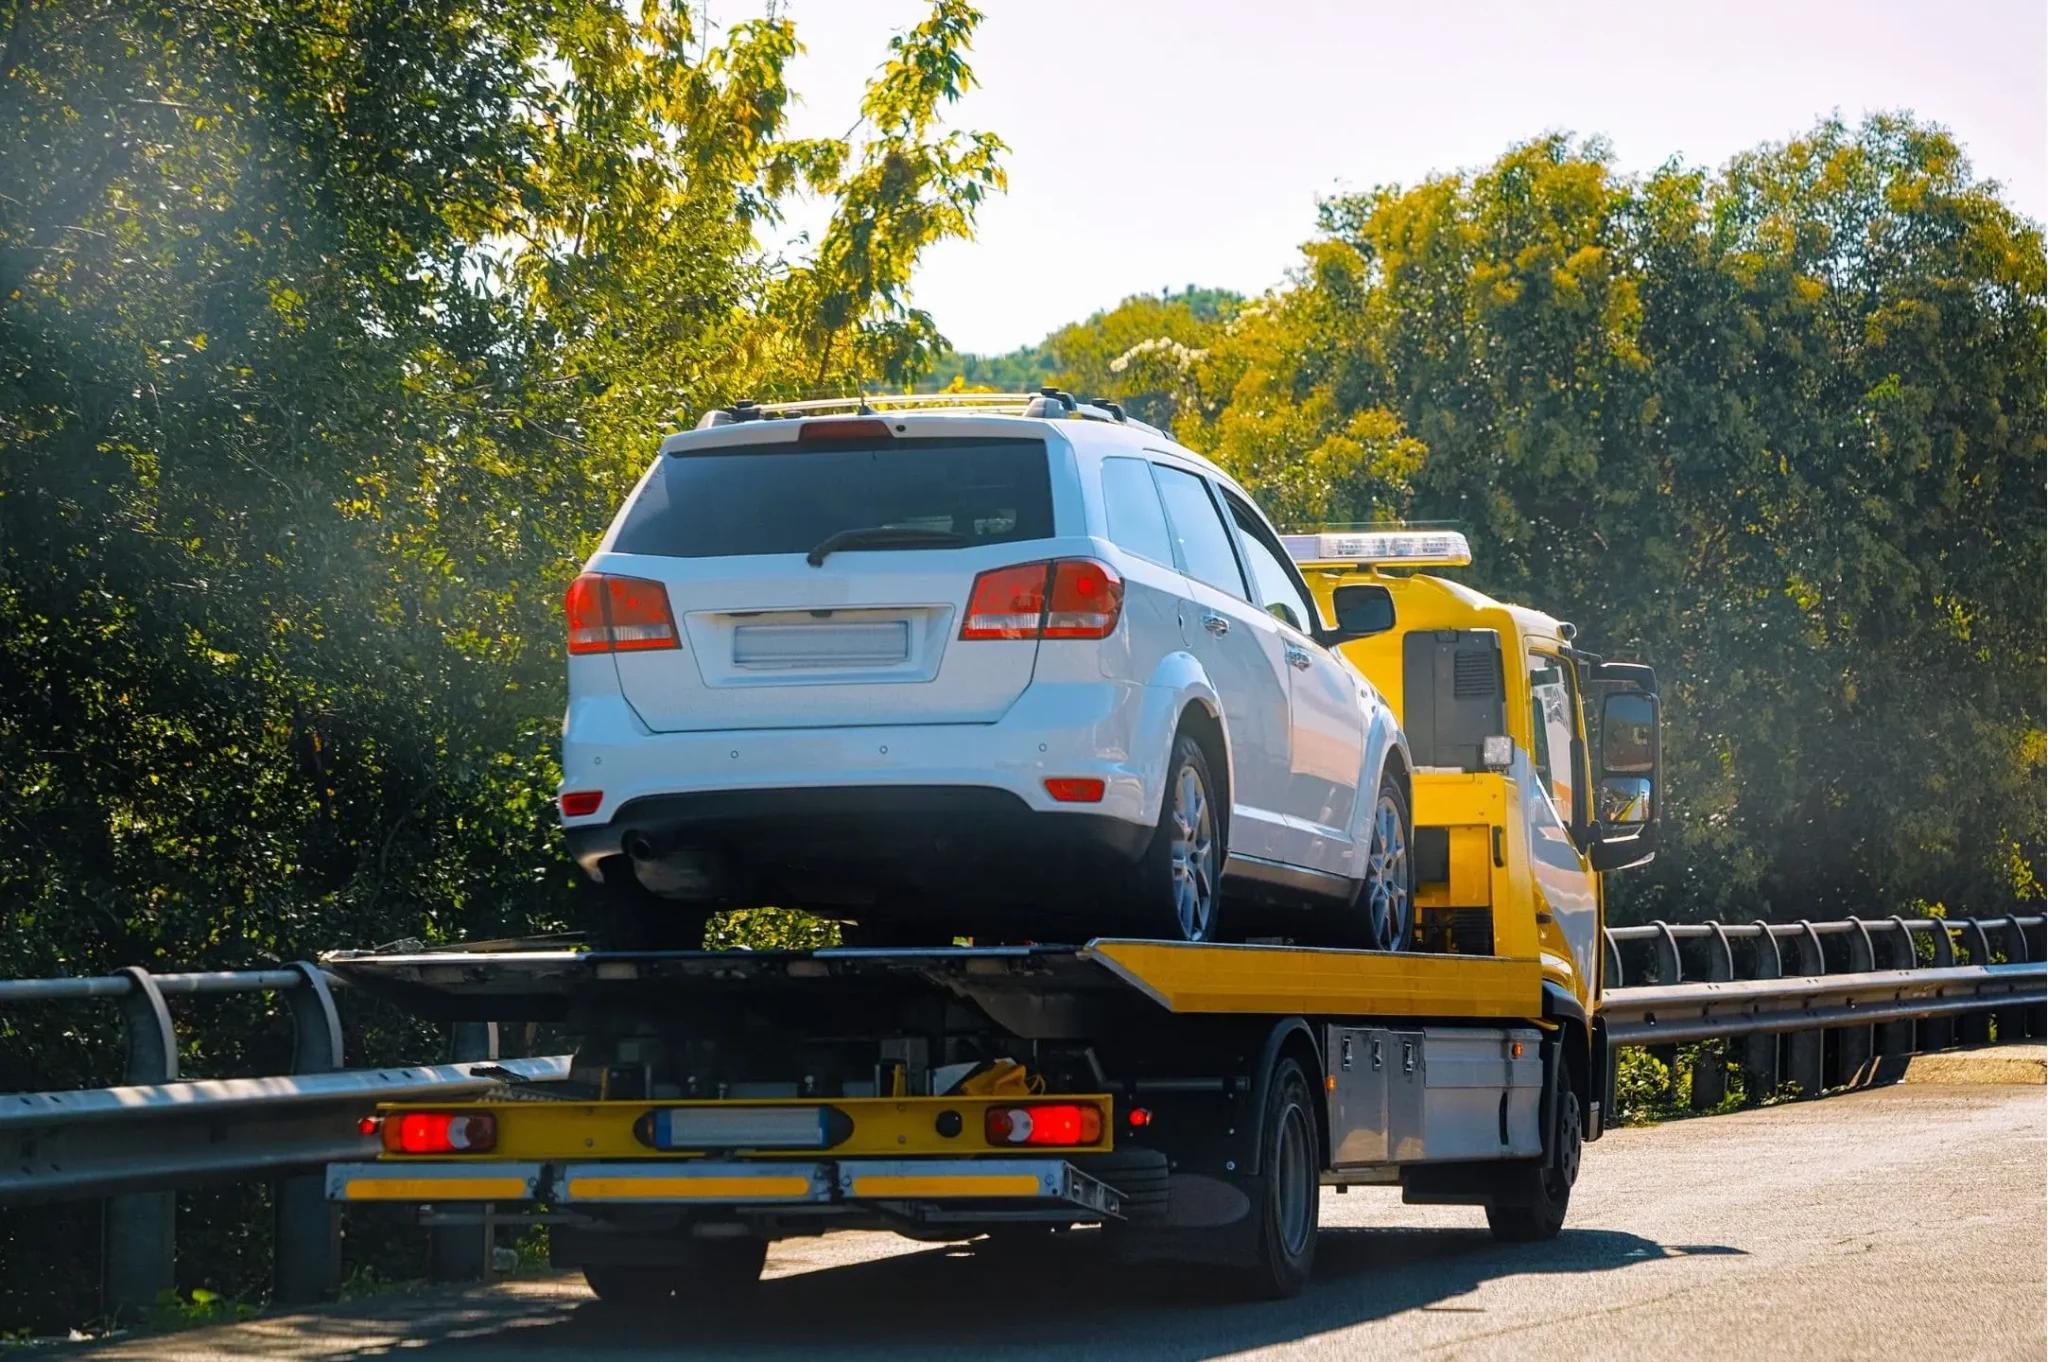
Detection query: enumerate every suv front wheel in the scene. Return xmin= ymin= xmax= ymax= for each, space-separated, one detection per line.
xmin=1339 ymin=773 xmax=1413 ymax=951
xmin=1123 ymin=735 xmax=1226 ymax=942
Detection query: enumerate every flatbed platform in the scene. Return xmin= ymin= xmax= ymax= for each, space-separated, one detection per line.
xmin=324 ymin=939 xmax=1543 ymax=1029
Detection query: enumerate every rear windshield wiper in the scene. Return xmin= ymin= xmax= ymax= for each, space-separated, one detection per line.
xmin=806 ymin=526 xmax=966 ymax=567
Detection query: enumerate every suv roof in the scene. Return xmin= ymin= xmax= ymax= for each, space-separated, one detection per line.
xmin=657 ymin=389 xmax=1228 ymax=471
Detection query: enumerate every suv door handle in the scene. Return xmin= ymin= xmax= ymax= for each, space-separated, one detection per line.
xmin=1285 ymin=645 xmax=1313 ymax=670
xmin=1201 ymin=613 xmax=1230 ymax=636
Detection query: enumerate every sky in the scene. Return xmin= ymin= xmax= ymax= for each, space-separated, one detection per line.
xmin=748 ymin=0 xmax=2047 ymax=355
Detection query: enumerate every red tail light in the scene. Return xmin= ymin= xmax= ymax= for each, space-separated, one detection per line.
xmin=960 ymin=562 xmax=1051 ymax=639
xmin=1044 ymin=778 xmax=1106 ymax=803
xmin=383 ymin=1111 xmax=497 ymax=1155
xmin=984 ymin=1103 xmax=1104 ymax=1147
xmin=1044 ymin=559 xmax=1123 ymax=638
xmin=960 ymin=559 xmax=1122 ymax=641
xmin=559 ymin=791 xmax=603 ymax=817
xmin=566 ymin=573 xmax=680 ymax=655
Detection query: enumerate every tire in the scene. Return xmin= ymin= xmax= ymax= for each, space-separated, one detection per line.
xmin=583 ymin=857 xmax=710 ymax=951
xmin=1486 ymin=1085 xmax=1581 ymax=1243
xmin=672 ymin=1237 xmax=768 ymax=1306
xmin=1125 ymin=735 xmax=1226 ymax=942
xmin=1232 ymin=1057 xmax=1319 ymax=1299
xmin=1342 ymin=772 xmax=1414 ymax=951
xmin=582 ymin=1237 xmax=767 ymax=1307
xmin=582 ymin=1264 xmax=675 ymax=1305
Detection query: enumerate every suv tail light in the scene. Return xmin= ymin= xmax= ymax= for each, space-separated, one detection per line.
xmin=567 ymin=573 xmax=680 ymax=655
xmin=383 ymin=1111 xmax=497 ymax=1154
xmin=960 ymin=559 xmax=1122 ymax=641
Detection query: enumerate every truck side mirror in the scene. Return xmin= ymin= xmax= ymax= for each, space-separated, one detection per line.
xmin=1590 ymin=690 xmax=1659 ymax=871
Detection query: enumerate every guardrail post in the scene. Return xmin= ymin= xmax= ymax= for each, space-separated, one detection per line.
xmin=1690 ymin=924 xmax=1734 ymax=1109
xmin=1740 ymin=923 xmax=1782 ymax=1103
xmin=1996 ymin=919 xmax=2036 ymax=1041
xmin=273 ymin=963 xmax=345 ymax=1305
xmin=1956 ymin=919 xmax=1995 ymax=1046
xmin=1837 ymin=920 xmax=1878 ymax=1084
xmin=1786 ymin=922 xmax=1826 ymax=1097
xmin=1647 ymin=922 xmax=1682 ymax=1102
xmin=1877 ymin=917 xmax=1918 ymax=1065
xmin=105 ymin=967 xmax=178 ymax=1317
xmin=427 ymin=1021 xmax=500 ymax=1282
xmin=1921 ymin=922 xmax=1957 ymax=1053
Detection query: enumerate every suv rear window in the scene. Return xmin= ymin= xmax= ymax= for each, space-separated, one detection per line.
xmin=613 ymin=438 xmax=1054 ymax=559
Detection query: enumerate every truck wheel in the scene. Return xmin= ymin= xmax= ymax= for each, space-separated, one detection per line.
xmin=1341 ymin=774 xmax=1413 ymax=951
xmin=582 ymin=1264 xmax=674 ymax=1305
xmin=583 ymin=1238 xmax=767 ymax=1307
xmin=672 ymin=1237 xmax=768 ymax=1306
xmin=1485 ymin=1087 xmax=1581 ymax=1242
xmin=1127 ymin=735 xmax=1226 ymax=942
xmin=1235 ymin=1056 xmax=1319 ymax=1298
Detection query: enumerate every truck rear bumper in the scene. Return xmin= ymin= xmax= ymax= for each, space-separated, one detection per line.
xmin=327 ymin=1157 xmax=1122 ymax=1219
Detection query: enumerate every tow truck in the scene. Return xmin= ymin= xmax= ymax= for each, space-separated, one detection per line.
xmin=323 ymin=528 xmax=1664 ymax=1302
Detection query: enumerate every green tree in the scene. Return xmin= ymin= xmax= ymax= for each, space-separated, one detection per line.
xmin=0 ymin=0 xmax=1002 ymax=1327
xmin=1185 ymin=116 xmax=2045 ymax=925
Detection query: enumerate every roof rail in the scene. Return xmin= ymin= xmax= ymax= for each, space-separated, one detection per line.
xmin=694 ymin=390 xmax=1165 ymax=437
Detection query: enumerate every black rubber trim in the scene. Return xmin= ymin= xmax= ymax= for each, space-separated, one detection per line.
xmin=565 ymin=785 xmax=1151 ymax=875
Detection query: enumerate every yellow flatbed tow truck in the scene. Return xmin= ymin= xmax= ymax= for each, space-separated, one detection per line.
xmin=324 ymin=529 xmax=1663 ymax=1303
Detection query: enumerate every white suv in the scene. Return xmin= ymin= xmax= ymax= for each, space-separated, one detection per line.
xmin=558 ymin=391 xmax=1413 ymax=949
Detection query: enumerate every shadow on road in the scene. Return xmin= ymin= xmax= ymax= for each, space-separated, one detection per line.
xmin=324 ymin=1226 xmax=1743 ymax=1360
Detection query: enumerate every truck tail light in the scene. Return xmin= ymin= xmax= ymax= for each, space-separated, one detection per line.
xmin=984 ymin=1103 xmax=1104 ymax=1147
xmin=383 ymin=1111 xmax=497 ymax=1154
xmin=960 ymin=560 xmax=1122 ymax=641
xmin=566 ymin=573 xmax=680 ymax=655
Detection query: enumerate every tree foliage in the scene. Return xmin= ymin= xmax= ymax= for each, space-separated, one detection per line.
xmin=0 ymin=0 xmax=998 ymax=1325
xmin=1154 ymin=118 xmax=2041 ymax=924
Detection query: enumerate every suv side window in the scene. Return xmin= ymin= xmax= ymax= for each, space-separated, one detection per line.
xmin=1222 ymin=492 xmax=1317 ymax=632
xmin=1099 ymin=456 xmax=1176 ymax=567
xmin=1151 ymin=464 xmax=1248 ymax=599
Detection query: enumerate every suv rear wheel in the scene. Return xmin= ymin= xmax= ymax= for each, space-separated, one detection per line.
xmin=1124 ymin=735 xmax=1226 ymax=942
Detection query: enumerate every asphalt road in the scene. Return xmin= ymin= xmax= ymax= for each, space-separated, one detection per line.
xmin=70 ymin=1082 xmax=2045 ymax=1361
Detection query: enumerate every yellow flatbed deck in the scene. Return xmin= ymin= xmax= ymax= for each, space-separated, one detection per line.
xmin=325 ymin=939 xmax=1543 ymax=1025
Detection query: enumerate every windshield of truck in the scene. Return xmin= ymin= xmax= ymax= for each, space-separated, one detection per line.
xmin=613 ymin=438 xmax=1054 ymax=559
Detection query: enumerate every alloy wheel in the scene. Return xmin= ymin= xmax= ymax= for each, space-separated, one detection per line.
xmin=1364 ymin=792 xmax=1410 ymax=950
xmin=1168 ymin=763 xmax=1217 ymax=940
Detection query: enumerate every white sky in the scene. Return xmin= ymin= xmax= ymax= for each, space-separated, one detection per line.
xmin=749 ymin=0 xmax=2046 ymax=355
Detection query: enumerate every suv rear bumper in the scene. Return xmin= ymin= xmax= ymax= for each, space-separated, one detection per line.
xmin=566 ymin=785 xmax=1151 ymax=912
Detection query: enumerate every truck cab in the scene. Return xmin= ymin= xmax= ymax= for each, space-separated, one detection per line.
xmin=1283 ymin=529 xmax=1663 ymax=1029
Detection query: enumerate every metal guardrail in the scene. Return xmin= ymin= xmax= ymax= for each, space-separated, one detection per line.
xmin=2 ymin=918 xmax=2041 ymax=1318
xmin=0 ymin=961 xmax=558 ymax=1312
xmin=0 ymin=1054 xmax=573 ymax=1203
xmin=1600 ymin=915 xmax=2046 ymax=1110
